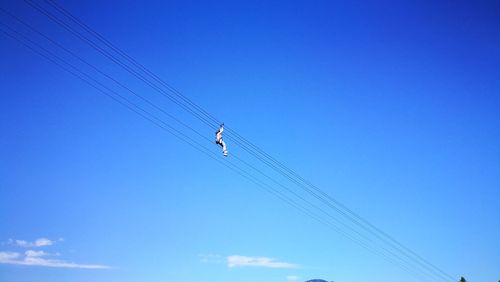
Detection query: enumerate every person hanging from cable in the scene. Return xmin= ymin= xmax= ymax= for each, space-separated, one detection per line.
xmin=215 ymin=123 xmax=228 ymax=157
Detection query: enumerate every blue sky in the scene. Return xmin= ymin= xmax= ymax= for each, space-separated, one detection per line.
xmin=1 ymin=1 xmax=499 ymax=281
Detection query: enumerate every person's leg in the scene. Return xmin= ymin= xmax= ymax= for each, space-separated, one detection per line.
xmin=221 ymin=140 xmax=228 ymax=156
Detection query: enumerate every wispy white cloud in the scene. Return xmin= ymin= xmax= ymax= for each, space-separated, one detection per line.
xmin=34 ymin=238 xmax=54 ymax=247
xmin=0 ymin=252 xmax=20 ymax=261
xmin=25 ymin=250 xmax=46 ymax=257
xmin=15 ymin=240 xmax=29 ymax=247
xmin=7 ymin=238 xmax=57 ymax=248
xmin=287 ymin=275 xmax=300 ymax=281
xmin=1 ymin=237 xmax=109 ymax=269
xmin=0 ymin=250 xmax=110 ymax=269
xmin=227 ymin=255 xmax=298 ymax=269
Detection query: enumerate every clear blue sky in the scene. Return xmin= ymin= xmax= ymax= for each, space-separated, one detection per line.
xmin=1 ymin=1 xmax=499 ymax=282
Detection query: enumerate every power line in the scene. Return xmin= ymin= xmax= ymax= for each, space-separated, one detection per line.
xmin=225 ymin=128 xmax=456 ymax=281
xmin=0 ymin=23 xmax=431 ymax=280
xmin=0 ymin=22 xmax=325 ymax=237
xmin=17 ymin=1 xmax=451 ymax=277
xmin=3 ymin=2 xmax=456 ymax=280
